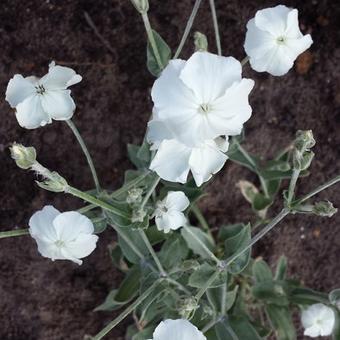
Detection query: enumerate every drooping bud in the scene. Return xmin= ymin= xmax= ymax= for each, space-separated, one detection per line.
xmin=130 ymin=0 xmax=149 ymax=14
xmin=292 ymin=130 xmax=316 ymax=171
xmin=313 ymin=201 xmax=337 ymax=217
xmin=36 ymin=171 xmax=69 ymax=193
xmin=194 ymin=32 xmax=208 ymax=52
xmin=126 ymin=188 xmax=143 ymax=205
xmin=10 ymin=143 xmax=36 ymax=169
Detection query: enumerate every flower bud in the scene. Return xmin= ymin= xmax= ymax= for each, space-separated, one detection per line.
xmin=178 ymin=297 xmax=199 ymax=319
xmin=131 ymin=208 xmax=147 ymax=223
xmin=294 ymin=130 xmax=315 ymax=152
xmin=313 ymin=201 xmax=337 ymax=217
xmin=36 ymin=172 xmax=68 ymax=193
xmin=130 ymin=0 xmax=149 ymax=13
xmin=126 ymin=188 xmax=143 ymax=205
xmin=194 ymin=32 xmax=208 ymax=52
xmin=10 ymin=143 xmax=36 ymax=169
xmin=293 ymin=150 xmax=315 ymax=171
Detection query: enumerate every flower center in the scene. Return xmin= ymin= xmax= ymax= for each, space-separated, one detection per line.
xmin=276 ymin=36 xmax=286 ymax=45
xmin=55 ymin=240 xmax=65 ymax=248
xmin=35 ymin=84 xmax=46 ymax=95
xmin=199 ymin=103 xmax=211 ymax=114
xmin=155 ymin=201 xmax=168 ymax=216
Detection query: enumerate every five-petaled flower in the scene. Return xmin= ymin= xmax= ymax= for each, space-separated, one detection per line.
xmin=5 ymin=62 xmax=82 ymax=129
xmin=148 ymin=51 xmax=254 ymax=186
xmin=301 ymin=303 xmax=335 ymax=338
xmin=148 ymin=319 xmax=206 ymax=340
xmin=154 ymin=191 xmax=189 ymax=233
xmin=29 ymin=205 xmax=98 ymax=265
xmin=244 ymin=5 xmax=313 ymax=76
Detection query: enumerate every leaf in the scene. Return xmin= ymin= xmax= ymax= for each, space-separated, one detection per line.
xmin=115 ymin=265 xmax=141 ymax=303
xmin=160 ymin=178 xmax=204 ymax=202
xmin=228 ymin=316 xmax=263 ymax=340
xmin=252 ymin=193 xmax=272 ymax=211
xmin=252 ymin=281 xmax=289 ymax=306
xmin=227 ymin=147 xmax=259 ymax=172
xmin=159 ymin=234 xmax=189 ymax=270
xmin=265 ymin=305 xmax=296 ymax=340
xmin=237 ymin=180 xmax=259 ymax=204
xmin=275 ymin=256 xmax=287 ymax=280
xmin=94 ymin=289 xmax=124 ymax=312
xmin=109 ymin=243 xmax=127 ymax=271
xmin=146 ymin=29 xmax=171 ymax=77
xmin=92 ymin=217 xmax=107 ymax=233
xmin=289 ymin=287 xmax=329 ymax=305
xmin=127 ymin=142 xmax=151 ymax=169
xmin=223 ymin=224 xmax=251 ymax=274
xmin=181 ymin=226 xmax=215 ymax=259
xmin=329 ymin=289 xmax=340 ymax=308
xmin=332 ymin=309 xmax=340 ymax=340
xmin=188 ymin=263 xmax=227 ymax=288
xmin=253 ymin=258 xmax=273 ymax=283
xmin=214 ymin=319 xmax=240 ymax=340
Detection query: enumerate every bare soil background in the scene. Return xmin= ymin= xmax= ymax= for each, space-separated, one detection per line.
xmin=0 ymin=0 xmax=339 ymax=339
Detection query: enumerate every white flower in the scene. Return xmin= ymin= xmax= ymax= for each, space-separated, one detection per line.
xmin=148 ymin=319 xmax=206 ymax=340
xmin=301 ymin=303 xmax=335 ymax=337
xmin=151 ymin=52 xmax=254 ymax=146
xmin=154 ymin=191 xmax=189 ymax=233
xmin=244 ymin=5 xmax=313 ymax=76
xmin=29 ymin=205 xmax=98 ymax=265
xmin=5 ymin=62 xmax=82 ymax=129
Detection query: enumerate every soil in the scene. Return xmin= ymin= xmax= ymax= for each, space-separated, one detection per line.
xmin=0 ymin=0 xmax=339 ymax=339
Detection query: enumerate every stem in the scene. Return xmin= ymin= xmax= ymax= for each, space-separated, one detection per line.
xmin=195 ymin=269 xmax=221 ymax=301
xmin=140 ymin=176 xmax=160 ymax=210
xmin=66 ymin=120 xmax=101 ymax=193
xmin=221 ymin=283 xmax=227 ymax=314
xmin=225 ymin=208 xmax=290 ymax=267
xmin=191 ymin=203 xmax=211 ymax=234
xmin=183 ymin=225 xmax=221 ymax=265
xmin=138 ymin=229 xmax=166 ymax=276
xmin=77 ymin=204 xmax=97 ymax=214
xmin=92 ymin=280 xmax=160 ymax=340
xmin=174 ymin=0 xmax=202 ymax=58
xmin=287 ymin=169 xmax=300 ymax=205
xmin=166 ymin=277 xmax=192 ymax=296
xmin=241 ymin=56 xmax=249 ymax=66
xmin=294 ymin=175 xmax=340 ymax=205
xmin=0 ymin=229 xmax=29 ymax=239
xmin=202 ymin=317 xmax=221 ymax=333
xmin=141 ymin=12 xmax=163 ymax=70
xmin=67 ymin=187 xmax=129 ymax=218
xmin=209 ymin=0 xmax=222 ymax=55
xmin=111 ymin=172 xmax=149 ymax=199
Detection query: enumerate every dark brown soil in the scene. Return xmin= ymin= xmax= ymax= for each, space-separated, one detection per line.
xmin=0 ymin=0 xmax=339 ymax=339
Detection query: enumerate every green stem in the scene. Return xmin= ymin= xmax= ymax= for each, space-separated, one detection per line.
xmin=293 ymin=175 xmax=340 ymax=205
xmin=202 ymin=317 xmax=222 ymax=333
xmin=174 ymin=0 xmax=202 ymax=58
xmin=66 ymin=120 xmax=101 ymax=193
xmin=195 ymin=269 xmax=221 ymax=301
xmin=241 ymin=56 xmax=249 ymax=66
xmin=287 ymin=169 xmax=300 ymax=205
xmin=209 ymin=0 xmax=222 ymax=55
xmin=141 ymin=12 xmax=163 ymax=70
xmin=166 ymin=277 xmax=192 ymax=296
xmin=138 ymin=229 xmax=166 ymax=276
xmin=221 ymin=283 xmax=227 ymax=314
xmin=0 ymin=229 xmax=29 ymax=239
xmin=111 ymin=172 xmax=149 ymax=199
xmin=225 ymin=208 xmax=290 ymax=267
xmin=77 ymin=204 xmax=97 ymax=214
xmin=141 ymin=176 xmax=160 ymax=210
xmin=92 ymin=280 xmax=160 ymax=340
xmin=183 ymin=225 xmax=221 ymax=265
xmin=191 ymin=203 xmax=211 ymax=234
xmin=67 ymin=187 xmax=129 ymax=218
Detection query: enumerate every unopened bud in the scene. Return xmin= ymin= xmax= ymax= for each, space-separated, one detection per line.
xmin=10 ymin=143 xmax=36 ymax=169
xmin=36 ymin=172 xmax=68 ymax=193
xmin=293 ymin=150 xmax=315 ymax=171
xmin=194 ymin=32 xmax=208 ymax=52
xmin=131 ymin=208 xmax=147 ymax=223
xmin=178 ymin=297 xmax=199 ymax=318
xmin=313 ymin=201 xmax=337 ymax=217
xmin=130 ymin=0 xmax=149 ymax=13
xmin=294 ymin=130 xmax=315 ymax=152
xmin=126 ymin=188 xmax=143 ymax=205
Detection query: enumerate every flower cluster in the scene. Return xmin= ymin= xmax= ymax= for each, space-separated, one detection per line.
xmin=148 ymin=51 xmax=254 ymax=186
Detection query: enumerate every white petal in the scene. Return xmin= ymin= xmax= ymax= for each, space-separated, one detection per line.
xmin=152 ymin=319 xmax=206 ymax=340
xmin=60 ymin=247 xmax=83 ymax=265
xmin=255 ymin=5 xmax=291 ymax=36
xmin=29 ymin=205 xmax=60 ymax=242
xmin=40 ymin=64 xmax=82 ymax=90
xmin=189 ymin=140 xmax=228 ymax=187
xmin=285 ymin=9 xmax=303 ymax=38
xmin=304 ymin=325 xmax=321 ymax=338
xmin=150 ymin=139 xmax=191 ymax=183
xmin=64 ymin=234 xmax=98 ymax=260
xmin=166 ymin=211 xmax=187 ymax=230
xmin=210 ymin=79 xmax=254 ymax=135
xmin=155 ymin=215 xmax=172 ymax=233
xmin=5 ymin=74 xmax=36 ymax=108
xmin=40 ymin=90 xmax=75 ymax=120
xmin=179 ymin=52 xmax=242 ymax=103
xmin=52 ymin=211 xmax=94 ymax=242
xmin=287 ymin=34 xmax=313 ymax=56
xmin=152 ymin=59 xmax=198 ymax=120
xmin=15 ymin=95 xmax=51 ymax=129
xmin=147 ymin=118 xmax=174 ymax=150
xmin=215 ymin=136 xmax=230 ymax=153
xmin=165 ymin=191 xmax=190 ymax=211
xmin=244 ymin=19 xmax=276 ymax=60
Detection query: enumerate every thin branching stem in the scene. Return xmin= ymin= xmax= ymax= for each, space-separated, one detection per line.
xmin=287 ymin=169 xmax=300 ymax=205
xmin=174 ymin=0 xmax=203 ymax=58
xmin=66 ymin=120 xmax=101 ymax=193
xmin=0 ymin=229 xmax=29 ymax=239
xmin=140 ymin=176 xmax=160 ymax=210
xmin=209 ymin=0 xmax=222 ymax=55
